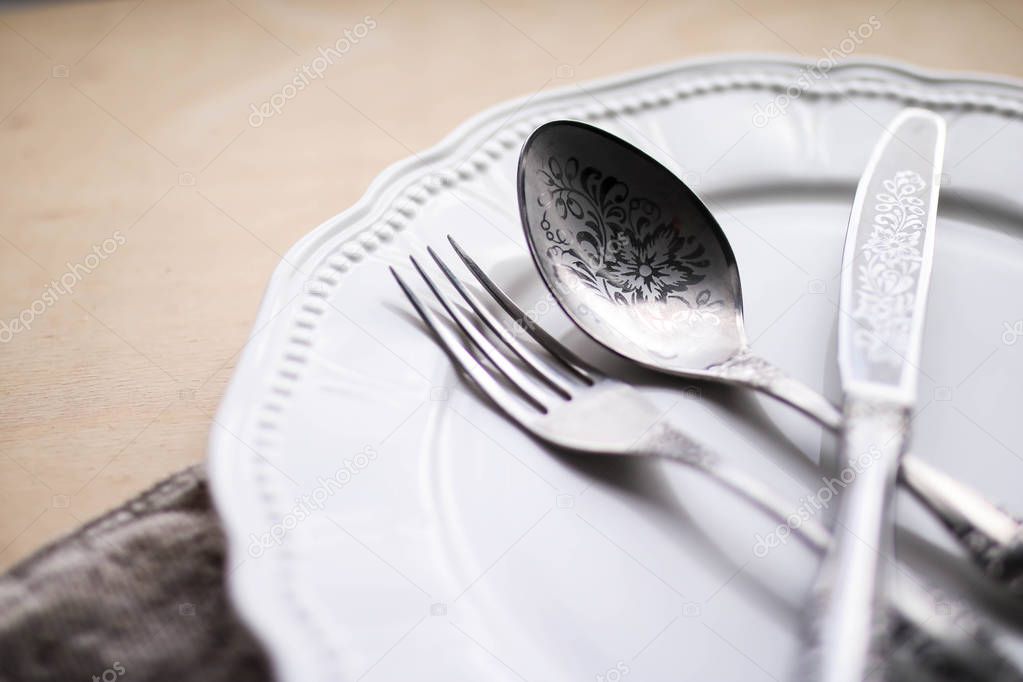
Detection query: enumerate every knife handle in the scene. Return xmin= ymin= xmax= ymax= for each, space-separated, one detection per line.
xmin=711 ymin=350 xmax=1023 ymax=598
xmin=801 ymin=397 xmax=907 ymax=682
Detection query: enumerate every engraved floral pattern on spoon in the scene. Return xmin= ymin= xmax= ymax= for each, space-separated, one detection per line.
xmin=535 ymin=156 xmax=721 ymax=329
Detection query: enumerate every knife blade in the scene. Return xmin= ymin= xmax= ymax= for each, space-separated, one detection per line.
xmin=804 ymin=108 xmax=946 ymax=682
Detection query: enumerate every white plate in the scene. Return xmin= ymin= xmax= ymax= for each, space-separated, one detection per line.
xmin=209 ymin=55 xmax=1023 ymax=682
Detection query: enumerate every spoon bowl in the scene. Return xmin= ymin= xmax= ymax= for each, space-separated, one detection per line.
xmin=518 ymin=120 xmax=746 ymax=373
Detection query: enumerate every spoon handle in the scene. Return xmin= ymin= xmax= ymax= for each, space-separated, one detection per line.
xmin=899 ymin=456 xmax=1023 ymax=597
xmin=708 ymin=349 xmax=1023 ymax=597
xmin=705 ymin=347 xmax=843 ymax=428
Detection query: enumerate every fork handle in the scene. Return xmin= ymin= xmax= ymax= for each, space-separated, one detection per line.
xmin=708 ymin=349 xmax=1023 ymax=596
xmin=631 ymin=422 xmax=832 ymax=549
xmin=630 ymin=422 xmax=1023 ymax=681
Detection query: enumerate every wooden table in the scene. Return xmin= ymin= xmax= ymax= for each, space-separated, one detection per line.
xmin=2 ymin=0 xmax=1022 ymax=571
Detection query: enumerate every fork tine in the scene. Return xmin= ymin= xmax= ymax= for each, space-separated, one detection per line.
xmin=427 ymin=245 xmax=577 ymax=399
xmin=391 ymin=267 xmax=544 ymax=421
xmin=408 ymin=256 xmax=556 ymax=413
xmin=447 ymin=236 xmax=597 ymax=384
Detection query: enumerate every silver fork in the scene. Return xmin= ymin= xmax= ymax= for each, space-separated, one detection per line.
xmin=391 ymin=238 xmax=1022 ymax=681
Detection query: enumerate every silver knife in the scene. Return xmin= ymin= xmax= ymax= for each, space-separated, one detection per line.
xmin=804 ymin=108 xmax=946 ymax=682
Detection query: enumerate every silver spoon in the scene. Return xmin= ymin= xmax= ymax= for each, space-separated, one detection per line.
xmin=518 ymin=120 xmax=1023 ymax=594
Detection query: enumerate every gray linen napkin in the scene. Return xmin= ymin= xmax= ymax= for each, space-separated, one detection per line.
xmin=0 ymin=465 xmax=272 ymax=682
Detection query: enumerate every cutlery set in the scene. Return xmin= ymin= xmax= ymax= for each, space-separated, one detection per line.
xmin=393 ymin=113 xmax=1022 ymax=680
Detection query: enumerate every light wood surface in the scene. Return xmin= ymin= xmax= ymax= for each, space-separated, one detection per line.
xmin=1 ymin=0 xmax=1022 ymax=571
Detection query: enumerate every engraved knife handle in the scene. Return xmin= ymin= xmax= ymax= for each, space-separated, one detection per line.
xmin=709 ymin=348 xmax=1023 ymax=597
xmin=801 ymin=397 xmax=906 ymax=682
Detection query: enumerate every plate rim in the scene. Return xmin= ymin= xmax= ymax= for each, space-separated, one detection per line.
xmin=207 ymin=53 xmax=1023 ymax=681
